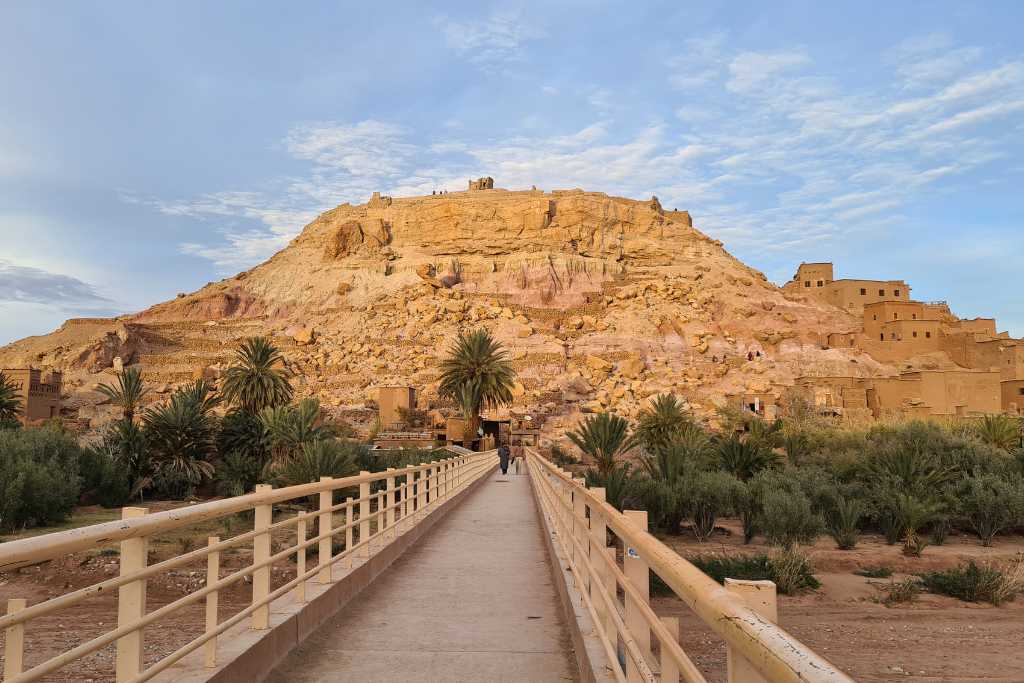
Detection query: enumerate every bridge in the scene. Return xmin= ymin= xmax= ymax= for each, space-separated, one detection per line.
xmin=0 ymin=449 xmax=853 ymax=683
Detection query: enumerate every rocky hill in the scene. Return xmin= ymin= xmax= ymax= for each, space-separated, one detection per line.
xmin=0 ymin=184 xmax=887 ymax=434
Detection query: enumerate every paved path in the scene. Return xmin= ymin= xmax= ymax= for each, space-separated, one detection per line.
xmin=268 ymin=470 xmax=579 ymax=682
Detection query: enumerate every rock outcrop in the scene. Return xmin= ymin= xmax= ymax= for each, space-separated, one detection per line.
xmin=0 ymin=184 xmax=879 ymax=435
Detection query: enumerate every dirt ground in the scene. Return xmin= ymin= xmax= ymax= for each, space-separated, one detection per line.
xmin=0 ymin=502 xmax=330 ymax=682
xmin=655 ymin=518 xmax=1024 ymax=682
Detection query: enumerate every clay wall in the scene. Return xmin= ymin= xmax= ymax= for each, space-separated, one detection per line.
xmin=377 ymin=386 xmax=416 ymax=430
xmin=796 ymin=376 xmax=868 ymax=410
xmin=823 ymin=280 xmax=910 ymax=313
xmin=2 ymin=367 xmax=62 ymax=422
xmin=950 ymin=318 xmax=997 ymax=337
xmin=1002 ymin=380 xmax=1024 ymax=415
xmin=863 ymin=301 xmax=928 ymax=339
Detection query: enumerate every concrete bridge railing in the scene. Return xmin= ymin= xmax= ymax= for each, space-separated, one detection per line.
xmin=0 ymin=449 xmax=497 ymax=682
xmin=526 ymin=448 xmax=854 ymax=683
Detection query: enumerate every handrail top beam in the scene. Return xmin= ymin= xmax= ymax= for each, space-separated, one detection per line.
xmin=0 ymin=449 xmax=493 ymax=571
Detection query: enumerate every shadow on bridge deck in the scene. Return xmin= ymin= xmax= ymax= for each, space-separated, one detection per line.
xmin=267 ymin=470 xmax=580 ymax=682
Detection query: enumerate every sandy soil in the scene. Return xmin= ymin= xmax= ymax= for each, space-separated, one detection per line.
xmin=654 ymin=518 xmax=1024 ymax=682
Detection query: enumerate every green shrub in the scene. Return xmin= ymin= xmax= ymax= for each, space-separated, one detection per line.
xmin=215 ymin=451 xmax=266 ymax=497
xmin=0 ymin=426 xmax=83 ymax=531
xmin=684 ymin=471 xmax=738 ymax=541
xmin=633 ymin=477 xmax=686 ymax=534
xmin=881 ymin=577 xmax=922 ymax=606
xmin=854 ymin=565 xmax=893 ymax=578
xmin=79 ymin=447 xmax=131 ymax=508
xmin=958 ymin=474 xmax=1024 ymax=546
xmin=920 ymin=559 xmax=1022 ymax=605
xmin=731 ymin=479 xmax=758 ymax=544
xmin=770 ymin=549 xmax=820 ymax=595
xmin=760 ymin=488 xmax=821 ymax=549
xmin=689 ymin=551 xmax=819 ymax=595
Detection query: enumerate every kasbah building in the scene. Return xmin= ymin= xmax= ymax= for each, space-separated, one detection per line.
xmin=780 ymin=261 xmax=1024 ymax=420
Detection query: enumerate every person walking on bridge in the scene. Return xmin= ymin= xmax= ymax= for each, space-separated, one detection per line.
xmin=498 ymin=443 xmax=511 ymax=475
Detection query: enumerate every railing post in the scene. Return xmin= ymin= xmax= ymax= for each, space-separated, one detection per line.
xmin=344 ymin=497 xmax=354 ymax=568
xmin=252 ymin=484 xmax=272 ymax=630
xmin=572 ymin=478 xmax=588 ymax=595
xmin=725 ymin=579 xmax=778 ymax=683
xmin=3 ymin=598 xmax=26 ymax=681
xmin=427 ymin=461 xmax=436 ymax=508
xmin=406 ymin=469 xmax=416 ymax=522
xmin=623 ymin=509 xmax=651 ymax=683
xmin=385 ymin=468 xmax=397 ymax=539
xmin=294 ymin=513 xmax=307 ymax=603
xmin=204 ymin=536 xmax=220 ymax=668
xmin=603 ymin=546 xmax=618 ymax=645
xmin=115 ymin=506 xmax=148 ymax=683
xmin=588 ymin=487 xmax=607 ymax=626
xmin=418 ymin=463 xmax=428 ymax=515
xmin=660 ymin=616 xmax=680 ymax=683
xmin=359 ymin=471 xmax=371 ymax=558
xmin=318 ymin=477 xmax=333 ymax=584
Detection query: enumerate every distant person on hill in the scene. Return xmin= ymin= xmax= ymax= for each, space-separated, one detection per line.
xmin=498 ymin=444 xmax=511 ymax=475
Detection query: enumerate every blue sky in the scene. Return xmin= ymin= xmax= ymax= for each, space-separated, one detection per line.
xmin=2 ymin=1 xmax=1022 ymax=344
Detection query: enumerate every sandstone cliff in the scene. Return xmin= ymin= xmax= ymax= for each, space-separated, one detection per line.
xmin=0 ymin=186 xmax=888 ymax=433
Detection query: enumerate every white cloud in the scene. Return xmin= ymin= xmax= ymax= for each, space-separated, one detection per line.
xmin=435 ymin=10 xmax=545 ymax=71
xmin=726 ymin=50 xmax=810 ymax=92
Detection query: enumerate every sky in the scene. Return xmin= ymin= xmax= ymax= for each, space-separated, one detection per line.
xmin=1 ymin=1 xmax=1023 ymax=344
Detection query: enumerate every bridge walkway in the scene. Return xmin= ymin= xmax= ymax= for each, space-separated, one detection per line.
xmin=267 ymin=468 xmax=579 ymax=682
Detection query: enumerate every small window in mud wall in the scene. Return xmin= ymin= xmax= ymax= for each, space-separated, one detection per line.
xmin=894 ymin=289 xmax=901 ymax=297
xmin=926 ymin=331 xmax=932 ymax=338
xmin=878 ymin=288 xmax=885 ymax=296
xmin=880 ymin=333 xmax=884 ymax=341
xmin=873 ymin=314 xmax=877 ymax=320
xmin=1019 ymin=388 xmax=1024 ymax=396
xmin=912 ymin=313 xmax=917 ymax=319
xmin=860 ymin=288 xmax=866 ymax=295
xmin=893 ymin=312 xmax=899 ymax=319
xmin=804 ymin=280 xmax=811 ymax=288
xmin=817 ymin=280 xmax=824 ymax=287
xmin=912 ymin=331 xmax=918 ymax=338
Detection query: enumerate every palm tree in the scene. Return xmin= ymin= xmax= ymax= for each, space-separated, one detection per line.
xmin=221 ymin=337 xmax=293 ymax=413
xmin=97 ymin=366 xmax=149 ymax=422
xmin=567 ymin=412 xmax=635 ymax=477
xmin=0 ymin=371 xmax=22 ymax=425
xmin=142 ymin=385 xmax=218 ymax=490
xmin=895 ymin=493 xmax=943 ymax=557
xmin=260 ymin=398 xmax=334 ymax=460
xmin=716 ymin=434 xmax=780 ymax=481
xmin=438 ymin=329 xmax=515 ymax=445
xmin=975 ymin=414 xmax=1021 ymax=451
xmin=455 ymin=381 xmax=483 ymax=445
xmin=634 ymin=394 xmax=690 ymax=455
